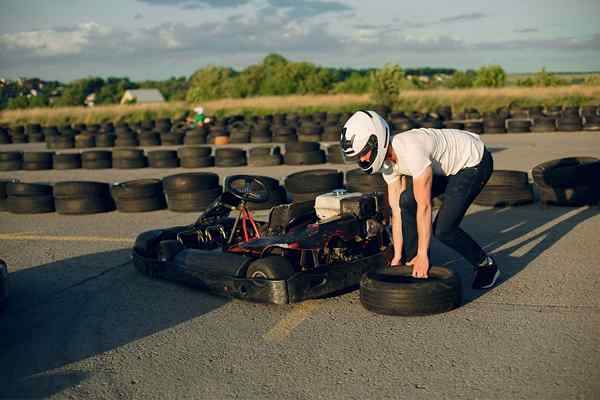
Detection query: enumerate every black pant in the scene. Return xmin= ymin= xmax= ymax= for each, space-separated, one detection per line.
xmin=400 ymin=149 xmax=493 ymax=267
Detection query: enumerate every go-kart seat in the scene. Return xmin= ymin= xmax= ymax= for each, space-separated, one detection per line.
xmin=266 ymin=200 xmax=316 ymax=235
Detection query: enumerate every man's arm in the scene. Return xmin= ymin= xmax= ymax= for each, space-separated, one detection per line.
xmin=387 ymin=176 xmax=406 ymax=266
xmin=408 ymin=166 xmax=433 ymax=278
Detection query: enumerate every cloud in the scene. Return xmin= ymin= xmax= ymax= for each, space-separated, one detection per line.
xmin=439 ymin=12 xmax=487 ymax=24
xmin=134 ymin=13 xmax=144 ymax=20
xmin=266 ymin=0 xmax=352 ymax=19
xmin=514 ymin=27 xmax=539 ymax=33
xmin=0 ymin=22 xmax=120 ymax=57
xmin=137 ymin=0 xmax=250 ymax=9
xmin=475 ymin=34 xmax=600 ymax=51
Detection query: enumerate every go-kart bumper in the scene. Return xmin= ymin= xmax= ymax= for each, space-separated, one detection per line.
xmin=132 ymin=248 xmax=391 ymax=305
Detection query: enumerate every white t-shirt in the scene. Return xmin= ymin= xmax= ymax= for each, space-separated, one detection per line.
xmin=382 ymin=128 xmax=485 ymax=184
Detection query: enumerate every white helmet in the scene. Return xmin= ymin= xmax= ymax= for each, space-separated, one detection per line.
xmin=341 ymin=110 xmax=390 ymax=174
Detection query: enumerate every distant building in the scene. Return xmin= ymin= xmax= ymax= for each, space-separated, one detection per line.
xmin=120 ymin=89 xmax=165 ymax=105
xmin=85 ymin=93 xmax=96 ymax=107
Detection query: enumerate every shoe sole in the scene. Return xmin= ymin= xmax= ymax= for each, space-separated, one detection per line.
xmin=479 ymin=269 xmax=500 ymax=289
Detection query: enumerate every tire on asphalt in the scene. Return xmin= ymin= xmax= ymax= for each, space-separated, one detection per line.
xmin=163 ymin=172 xmax=220 ymax=192
xmin=486 ymin=170 xmax=529 ymax=187
xmin=166 ymin=187 xmax=223 ymax=212
xmin=283 ymin=150 xmax=326 ymax=165
xmin=285 ymin=169 xmax=344 ymax=193
xmin=473 ymin=185 xmax=534 ymax=207
xmin=246 ymin=256 xmax=297 ymax=280
xmin=53 ymin=181 xmax=111 ymax=198
xmin=6 ymin=195 xmax=55 ymax=214
xmin=54 ymin=196 xmax=116 ymax=214
xmin=359 ymin=265 xmax=462 ymax=316
xmin=53 ymin=153 xmax=82 ymax=169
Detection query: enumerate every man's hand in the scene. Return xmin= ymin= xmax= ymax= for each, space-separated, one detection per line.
xmin=407 ymin=253 xmax=429 ymax=278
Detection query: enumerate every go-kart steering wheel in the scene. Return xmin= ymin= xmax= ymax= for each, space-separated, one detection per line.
xmin=226 ymin=175 xmax=271 ymax=204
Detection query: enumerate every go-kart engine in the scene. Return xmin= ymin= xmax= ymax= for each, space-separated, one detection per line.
xmin=315 ymin=190 xmax=384 ymax=221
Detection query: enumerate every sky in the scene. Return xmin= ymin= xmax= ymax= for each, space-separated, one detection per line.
xmin=0 ymin=0 xmax=599 ymax=82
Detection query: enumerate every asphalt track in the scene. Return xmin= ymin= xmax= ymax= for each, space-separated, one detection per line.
xmin=1 ymin=132 xmax=599 ymax=399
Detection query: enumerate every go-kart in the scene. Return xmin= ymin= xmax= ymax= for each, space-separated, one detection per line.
xmin=132 ymin=175 xmax=391 ymax=304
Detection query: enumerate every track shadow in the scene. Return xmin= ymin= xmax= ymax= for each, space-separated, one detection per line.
xmin=430 ymin=204 xmax=599 ymax=304
xmin=0 ymin=249 xmax=228 ymax=399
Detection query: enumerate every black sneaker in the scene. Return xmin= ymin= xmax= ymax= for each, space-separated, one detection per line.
xmin=472 ymin=256 xmax=500 ymax=289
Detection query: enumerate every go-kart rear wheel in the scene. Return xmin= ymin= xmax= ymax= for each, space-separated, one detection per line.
xmin=246 ymin=256 xmax=296 ymax=280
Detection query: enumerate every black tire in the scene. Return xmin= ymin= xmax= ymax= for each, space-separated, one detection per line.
xmin=0 ymin=160 xmax=22 ymax=171
xmin=54 ymin=181 xmax=111 ymax=198
xmin=149 ymin=158 xmax=179 ymax=168
xmin=7 ymin=195 xmax=55 ymax=214
xmin=148 ymin=150 xmax=178 ymax=160
xmin=115 ymin=196 xmax=167 ymax=213
xmin=531 ymin=124 xmax=557 ymax=133
xmin=0 ymin=152 xmax=23 ymax=161
xmin=346 ymin=168 xmax=386 ymax=187
xmin=215 ymin=148 xmax=245 ymax=159
xmin=53 ymin=153 xmax=82 ymax=170
xmin=285 ymin=169 xmax=344 ymax=193
xmin=55 ymin=196 xmax=116 ymax=214
xmin=486 ymin=170 xmax=529 ymax=187
xmin=180 ymin=156 xmax=215 ymax=168
xmin=163 ymin=172 xmax=220 ymax=192
xmin=247 ymin=154 xmax=282 ymax=167
xmin=81 ymin=150 xmax=112 ymax=161
xmin=557 ymin=123 xmax=583 ymax=132
xmin=111 ymin=179 xmax=163 ymax=199
xmin=113 ymin=158 xmax=147 ymax=169
xmin=82 ymin=159 xmax=112 ymax=169
xmin=177 ymin=146 xmax=212 ymax=158
xmin=23 ymin=152 xmax=54 ymax=162
xmin=7 ymin=182 xmax=53 ymax=196
xmin=22 ymin=161 xmax=53 ymax=171
xmin=473 ymin=185 xmax=534 ymax=207
xmin=246 ymin=256 xmax=296 ymax=280
xmin=215 ymin=157 xmax=247 ymax=167
xmin=531 ymin=157 xmax=600 ymax=206
xmin=286 ymin=141 xmax=320 ymax=153
xmin=248 ymin=146 xmax=275 ymax=157
xmin=283 ymin=150 xmax=326 ymax=165
xmin=506 ymin=120 xmax=532 ymax=133
xmin=360 ymin=266 xmax=462 ymax=316
xmin=166 ymin=187 xmax=223 ymax=212
xmin=444 ymin=121 xmax=465 ymax=130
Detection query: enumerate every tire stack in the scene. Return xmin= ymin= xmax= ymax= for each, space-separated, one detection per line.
xmin=506 ymin=120 xmax=531 ymax=133
xmin=473 ymin=170 xmax=533 ymax=207
xmin=147 ymin=150 xmax=179 ymax=168
xmin=48 ymin=135 xmax=75 ymax=150
xmin=531 ymin=116 xmax=557 ymax=132
xmin=557 ymin=108 xmax=583 ymax=131
xmin=115 ymin=128 xmax=139 ymax=147
xmin=0 ymin=179 xmax=19 ymax=211
xmin=272 ymin=126 xmax=297 ymax=143
xmin=9 ymin=126 xmax=27 ymax=143
xmin=532 ymin=157 xmax=600 ymax=206
xmin=178 ymin=146 xmax=214 ymax=168
xmin=184 ymin=127 xmax=208 ymax=145
xmin=229 ymin=124 xmax=251 ymax=144
xmin=247 ymin=147 xmax=282 ymax=167
xmin=444 ymin=121 xmax=465 ymax=130
xmin=225 ymin=175 xmax=287 ymax=211
xmin=297 ymin=124 xmax=322 ymax=142
xmin=283 ymin=142 xmax=325 ymax=165
xmin=53 ymin=181 xmax=116 ymax=214
xmin=53 ymin=153 xmax=82 ymax=170
xmin=483 ymin=113 xmax=506 ymax=134
xmin=112 ymin=149 xmax=146 ymax=169
xmin=163 ymin=172 xmax=223 ymax=212
xmin=464 ymin=121 xmax=483 ymax=134
xmin=6 ymin=182 xmax=55 ymax=214
xmin=582 ymin=106 xmax=600 ymax=131
xmin=111 ymin=179 xmax=167 ymax=212
xmin=139 ymin=131 xmax=161 ymax=147
xmin=22 ymin=152 xmax=53 ymax=170
xmin=345 ymin=168 xmax=391 ymax=218
xmin=251 ymin=125 xmax=272 ymax=144
xmin=0 ymin=127 xmax=10 ymax=144
xmin=321 ymin=125 xmax=340 ymax=142
xmin=215 ymin=148 xmax=246 ymax=167
xmin=82 ymin=150 xmax=112 ymax=169
xmin=284 ymin=169 xmax=344 ymax=203
xmin=326 ymin=144 xmax=347 ymax=164
xmin=75 ymin=133 xmax=95 ymax=149
xmin=95 ymin=131 xmax=116 ymax=147
xmin=0 ymin=152 xmax=22 ymax=171
xmin=27 ymin=124 xmax=44 ymax=143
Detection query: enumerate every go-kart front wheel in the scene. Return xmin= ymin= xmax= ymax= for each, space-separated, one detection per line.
xmin=246 ymin=256 xmax=296 ymax=280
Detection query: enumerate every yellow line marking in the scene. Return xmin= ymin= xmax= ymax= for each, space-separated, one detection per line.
xmin=263 ymin=300 xmax=322 ymax=342
xmin=0 ymin=233 xmax=133 ymax=244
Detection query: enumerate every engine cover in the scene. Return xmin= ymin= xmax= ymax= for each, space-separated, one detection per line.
xmin=315 ymin=190 xmax=362 ymax=220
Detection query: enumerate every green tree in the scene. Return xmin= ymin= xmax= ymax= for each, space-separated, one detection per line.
xmin=370 ymin=64 xmax=408 ymax=106
xmin=446 ymin=70 xmax=476 ymax=88
xmin=532 ymin=68 xmax=565 ymax=87
xmin=331 ymin=72 xmax=372 ymax=94
xmin=186 ymin=66 xmax=238 ymax=101
xmin=54 ymin=77 xmax=104 ymax=106
xmin=7 ymin=96 xmax=30 ymax=109
xmin=473 ymin=65 xmax=506 ymax=87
